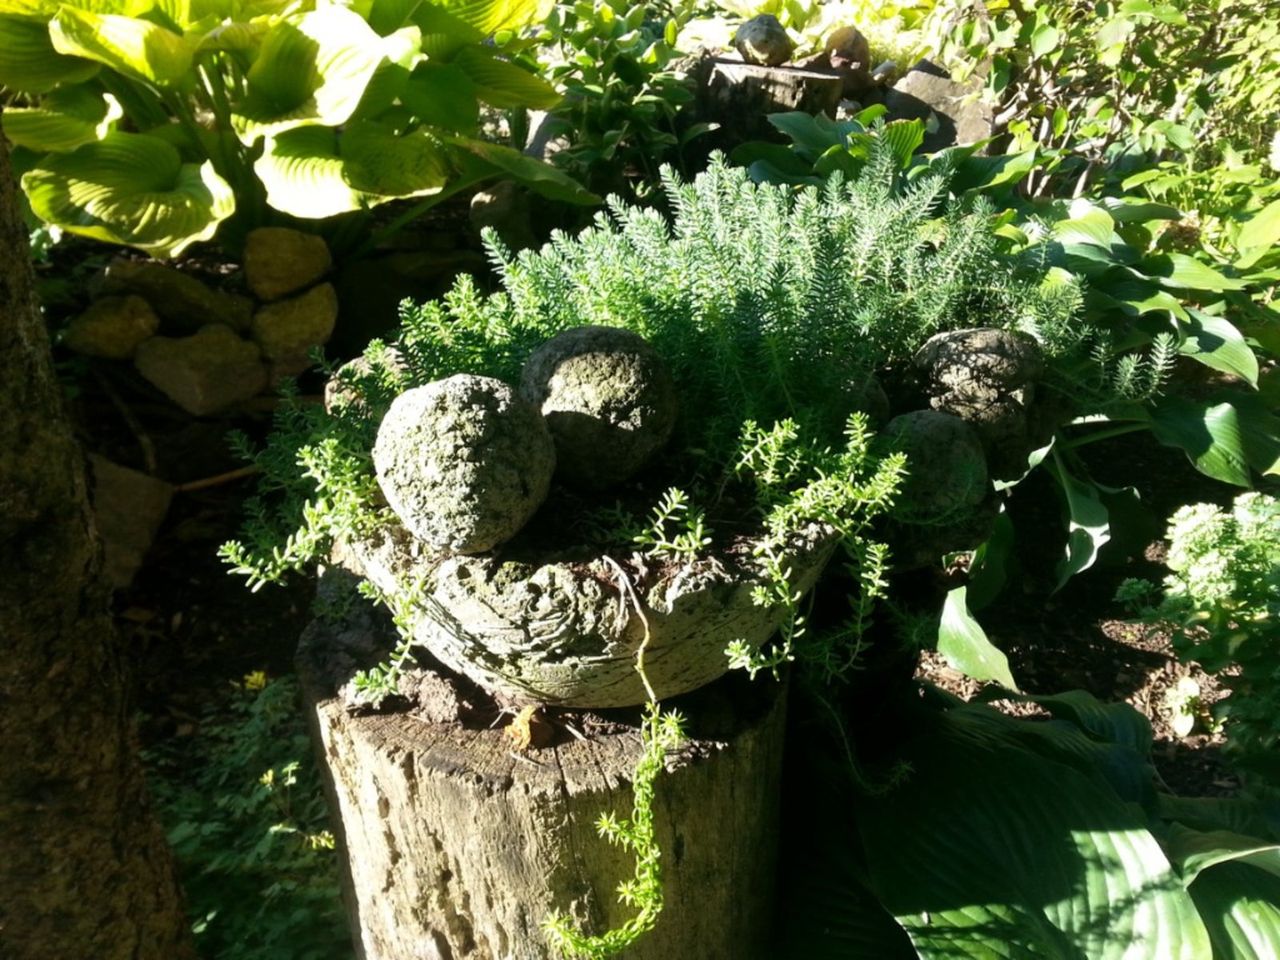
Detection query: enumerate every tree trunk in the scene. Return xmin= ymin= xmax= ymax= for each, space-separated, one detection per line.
xmin=0 ymin=123 xmax=194 ymax=960
xmin=299 ymin=571 xmax=787 ymax=960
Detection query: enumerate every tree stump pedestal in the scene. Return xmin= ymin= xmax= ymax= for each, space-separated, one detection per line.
xmin=298 ymin=571 xmax=788 ymax=960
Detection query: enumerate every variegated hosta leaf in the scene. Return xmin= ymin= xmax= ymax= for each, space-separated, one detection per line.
xmin=49 ymin=6 xmax=196 ymax=86
xmin=231 ymin=5 xmax=392 ymax=144
xmin=1 ymin=84 xmax=122 ymax=151
xmin=22 ymin=131 xmax=235 ymax=257
xmin=0 ymin=15 xmax=98 ymax=93
xmin=255 ymin=121 xmax=452 ymax=218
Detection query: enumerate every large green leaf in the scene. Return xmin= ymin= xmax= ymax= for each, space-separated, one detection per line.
xmin=447 ymin=135 xmax=599 ymax=204
xmin=49 ymin=6 xmax=195 ymax=86
xmin=22 ymin=131 xmax=233 ymax=256
xmin=232 ymin=5 xmax=390 ymax=143
xmin=255 ymin=126 xmax=366 ymax=218
xmin=256 ymin=121 xmax=453 ymax=218
xmin=1140 ymin=253 xmax=1248 ymax=292
xmin=858 ymin=705 xmax=1212 ymax=960
xmin=1 ymin=84 xmax=121 ymax=151
xmin=340 ymin=119 xmax=450 ymax=198
xmin=1189 ymin=861 xmax=1280 ymax=959
xmin=0 ymin=0 xmax=154 ymax=16
xmin=0 ymin=15 xmax=99 ymax=92
xmin=451 ymin=45 xmax=559 ymax=109
xmin=1235 ymin=198 xmax=1280 ymax=270
xmin=1150 ymin=395 xmax=1280 ymax=485
xmin=401 ymin=61 xmax=478 ymax=131
xmin=1164 ymin=824 xmax=1280 ymax=886
xmin=936 ymin=585 xmax=1017 ymax=689
xmin=1179 ymin=311 xmax=1259 ymax=387
xmin=1048 ymin=450 xmax=1111 ymax=590
xmin=428 ymin=0 xmax=543 ymax=36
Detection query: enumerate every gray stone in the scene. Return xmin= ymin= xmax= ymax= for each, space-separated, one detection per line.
xmin=373 ymin=375 xmax=555 ymax=555
xmin=63 ymin=295 xmax=159 ymax=359
xmin=470 ymin=181 xmax=535 ymax=251
xmin=733 ymin=15 xmax=794 ymax=67
xmin=134 ymin=325 xmax=267 ymax=416
xmin=799 ymin=25 xmax=873 ymax=96
xmin=251 ymin=282 xmax=338 ymax=363
xmin=913 ymin=328 xmax=1046 ymax=480
xmin=94 ymin=258 xmax=253 ymax=333
xmin=324 ymin=348 xmax=409 ymax=414
xmin=885 ymin=60 xmax=994 ymax=153
xmin=88 ymin=455 xmax=173 ymax=588
xmin=243 ymin=227 xmax=332 ymax=301
xmin=883 ymin=409 xmax=988 ymax=524
xmin=519 ymin=326 xmax=678 ymax=490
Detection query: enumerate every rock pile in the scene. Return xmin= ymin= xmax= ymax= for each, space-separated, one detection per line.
xmin=63 ymin=226 xmax=336 ymax=416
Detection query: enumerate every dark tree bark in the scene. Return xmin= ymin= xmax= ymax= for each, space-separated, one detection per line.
xmin=0 ymin=122 xmax=194 ymax=959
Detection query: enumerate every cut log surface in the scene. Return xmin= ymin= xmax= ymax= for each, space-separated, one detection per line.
xmin=299 ymin=572 xmax=788 ymax=960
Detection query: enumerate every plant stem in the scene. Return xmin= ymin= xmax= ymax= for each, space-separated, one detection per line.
xmin=1060 ymin=421 xmax=1149 ymax=450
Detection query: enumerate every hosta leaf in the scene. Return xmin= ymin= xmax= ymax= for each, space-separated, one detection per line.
xmin=1163 ymin=824 xmax=1280 ymax=886
xmin=0 ymin=0 xmax=153 ymax=17
xmin=859 ymin=705 xmax=1211 ymax=960
xmin=0 ymin=15 xmax=99 ymax=93
xmin=340 ymin=119 xmax=450 ymax=198
xmin=1052 ymin=202 xmax=1116 ymax=247
xmin=879 ymin=119 xmax=925 ymax=166
xmin=936 ymin=585 xmax=1017 ymax=689
xmin=255 ymin=126 xmax=365 ymax=218
xmin=1048 ymin=450 xmax=1111 ymax=589
xmin=401 ymin=61 xmax=478 ymax=131
xmin=447 ymin=135 xmax=599 ymax=204
xmin=1150 ymin=395 xmax=1280 ymax=485
xmin=49 ymin=7 xmax=195 ymax=86
xmin=1 ymin=84 xmax=121 ymax=151
xmin=21 ymin=131 xmax=234 ymax=257
xmin=428 ymin=0 xmax=543 ymax=37
xmin=452 ymin=45 xmax=560 ymax=109
xmin=1189 ymin=861 xmax=1280 ymax=959
xmin=233 ymin=5 xmax=389 ymax=143
xmin=1179 ymin=310 xmax=1259 ymax=387
xmin=1140 ymin=253 xmax=1248 ymax=292
xmin=1235 ymin=198 xmax=1280 ymax=270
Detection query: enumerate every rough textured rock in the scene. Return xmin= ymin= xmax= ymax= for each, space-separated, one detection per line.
xmin=298 ymin=580 xmax=786 ymax=960
xmin=912 ymin=328 xmax=1047 ymax=480
xmin=134 ymin=325 xmax=267 ymax=416
xmin=733 ymin=14 xmax=794 ymax=66
xmin=470 ymin=181 xmax=536 ymax=251
xmin=63 ymin=295 xmax=159 ymax=359
xmin=520 ymin=326 xmax=678 ymax=490
xmin=243 ymin=227 xmax=332 ymax=301
xmin=94 ymin=258 xmax=253 ymax=333
xmin=339 ymin=519 xmax=835 ymax=708
xmin=881 ymin=409 xmax=994 ymax=569
xmin=885 ymin=60 xmax=994 ymax=153
xmin=884 ymin=409 xmax=988 ymax=523
xmin=250 ymin=281 xmax=338 ymax=367
xmin=799 ymin=25 xmax=873 ymax=96
xmin=373 ymin=375 xmax=555 ymax=555
xmin=87 ymin=455 xmax=173 ymax=588
xmin=323 ymin=348 xmax=408 ymax=414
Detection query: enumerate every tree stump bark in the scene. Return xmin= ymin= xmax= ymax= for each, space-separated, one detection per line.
xmin=298 ymin=571 xmax=787 ymax=960
xmin=690 ymin=55 xmax=846 ymax=145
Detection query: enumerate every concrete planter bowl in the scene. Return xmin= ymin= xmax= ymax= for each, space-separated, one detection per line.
xmin=337 ymin=518 xmax=838 ymax=708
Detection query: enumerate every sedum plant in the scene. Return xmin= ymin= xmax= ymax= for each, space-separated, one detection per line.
xmin=0 ymin=0 xmax=596 ymax=256
xmin=1119 ymin=493 xmax=1280 ymax=794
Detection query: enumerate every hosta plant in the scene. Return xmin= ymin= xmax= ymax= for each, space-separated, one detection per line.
xmin=0 ymin=0 xmax=596 ymax=256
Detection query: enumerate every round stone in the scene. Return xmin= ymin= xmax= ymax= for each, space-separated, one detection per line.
xmin=883 ymin=410 xmax=988 ymax=524
xmin=733 ymin=14 xmax=795 ymax=66
xmin=519 ymin=326 xmax=678 ymax=490
xmin=373 ymin=375 xmax=555 ymax=555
